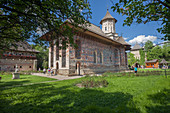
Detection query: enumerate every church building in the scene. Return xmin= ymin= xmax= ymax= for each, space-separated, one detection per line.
xmin=0 ymin=41 xmax=39 ymax=72
xmin=131 ymin=42 xmax=142 ymax=60
xmin=43 ymin=10 xmax=131 ymax=75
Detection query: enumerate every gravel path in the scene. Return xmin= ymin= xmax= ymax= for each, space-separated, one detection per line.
xmin=31 ymin=73 xmax=85 ymax=80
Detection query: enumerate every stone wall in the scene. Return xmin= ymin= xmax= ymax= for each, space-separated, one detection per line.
xmin=0 ymin=58 xmax=36 ymax=72
xmin=68 ymin=33 xmax=127 ymax=75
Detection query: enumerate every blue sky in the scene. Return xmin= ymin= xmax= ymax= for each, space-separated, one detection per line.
xmin=88 ymin=0 xmax=164 ymax=46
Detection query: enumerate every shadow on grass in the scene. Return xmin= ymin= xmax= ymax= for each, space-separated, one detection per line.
xmin=146 ymin=88 xmax=170 ymax=113
xmin=0 ymin=80 xmax=30 ymax=88
xmin=0 ymin=83 xmax=140 ymax=113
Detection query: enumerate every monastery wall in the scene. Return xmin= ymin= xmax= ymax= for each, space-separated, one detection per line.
xmin=68 ymin=34 xmax=127 ymax=74
xmin=0 ymin=58 xmax=36 ymax=72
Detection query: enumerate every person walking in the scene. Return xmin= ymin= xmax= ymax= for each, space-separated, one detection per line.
xmin=50 ymin=68 xmax=53 ymax=76
xmin=48 ymin=67 xmax=51 ymax=76
xmin=43 ymin=68 xmax=46 ymax=74
xmin=134 ymin=66 xmax=138 ymax=74
xmin=39 ymin=68 xmax=41 ymax=72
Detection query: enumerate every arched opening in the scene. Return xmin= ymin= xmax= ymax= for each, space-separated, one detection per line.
xmin=76 ymin=62 xmax=81 ymax=75
xmin=56 ymin=62 xmax=59 ymax=70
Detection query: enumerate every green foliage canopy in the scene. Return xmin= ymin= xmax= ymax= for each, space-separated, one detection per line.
xmin=148 ymin=46 xmax=163 ymax=61
xmin=32 ymin=45 xmax=49 ymax=69
xmin=128 ymin=52 xmax=136 ymax=66
xmin=162 ymin=43 xmax=170 ymax=61
xmin=0 ymin=0 xmax=91 ymax=50
xmin=139 ymin=49 xmax=145 ymax=65
xmin=111 ymin=0 xmax=170 ymax=40
xmin=144 ymin=40 xmax=153 ymax=52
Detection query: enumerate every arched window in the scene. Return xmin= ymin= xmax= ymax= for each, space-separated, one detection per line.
xmin=100 ymin=52 xmax=103 ymax=63
xmin=62 ymin=49 xmax=66 ymax=67
xmin=75 ymin=39 xmax=81 ymax=59
xmin=94 ymin=51 xmax=97 ymax=63
xmin=120 ymin=49 xmax=122 ymax=65
xmin=110 ymin=56 xmax=112 ymax=62
xmin=105 ymin=27 xmax=107 ymax=31
xmin=114 ymin=49 xmax=119 ymax=65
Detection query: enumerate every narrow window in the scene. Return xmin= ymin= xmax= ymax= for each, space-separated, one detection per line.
xmin=114 ymin=49 xmax=119 ymax=65
xmin=62 ymin=49 xmax=66 ymax=67
xmin=110 ymin=56 xmax=112 ymax=62
xmin=94 ymin=51 xmax=97 ymax=63
xmin=51 ymin=45 xmax=54 ymax=67
xmin=100 ymin=52 xmax=103 ymax=63
xmin=75 ymin=39 xmax=81 ymax=59
xmin=56 ymin=47 xmax=59 ymax=60
xmin=120 ymin=50 xmax=122 ymax=65
xmin=105 ymin=27 xmax=107 ymax=31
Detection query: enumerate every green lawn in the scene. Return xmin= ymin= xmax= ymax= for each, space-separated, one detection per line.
xmin=138 ymin=68 xmax=170 ymax=72
xmin=0 ymin=74 xmax=170 ymax=113
xmin=0 ymin=74 xmax=56 ymax=87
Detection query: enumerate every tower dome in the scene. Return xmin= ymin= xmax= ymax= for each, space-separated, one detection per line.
xmin=100 ymin=9 xmax=118 ymax=39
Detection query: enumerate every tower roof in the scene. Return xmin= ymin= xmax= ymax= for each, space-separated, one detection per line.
xmin=131 ymin=42 xmax=141 ymax=50
xmin=100 ymin=10 xmax=117 ymax=24
xmin=160 ymin=59 xmax=168 ymax=64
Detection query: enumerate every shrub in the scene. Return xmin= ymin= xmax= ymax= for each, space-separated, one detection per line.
xmin=85 ymin=74 xmax=90 ymax=78
xmin=79 ymin=78 xmax=109 ymax=88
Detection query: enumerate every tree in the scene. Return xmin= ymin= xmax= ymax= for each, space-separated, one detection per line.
xmin=148 ymin=46 xmax=162 ymax=60
xmin=144 ymin=40 xmax=153 ymax=52
xmin=32 ymin=45 xmax=49 ymax=70
xmin=128 ymin=52 xmax=136 ymax=66
xmin=144 ymin=40 xmax=154 ymax=60
xmin=162 ymin=43 xmax=170 ymax=61
xmin=0 ymin=0 xmax=91 ymax=50
xmin=139 ymin=49 xmax=145 ymax=65
xmin=111 ymin=0 xmax=170 ymax=40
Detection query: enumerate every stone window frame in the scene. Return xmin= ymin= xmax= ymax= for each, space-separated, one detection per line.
xmin=93 ymin=51 xmax=97 ymax=63
xmin=99 ymin=52 xmax=103 ymax=64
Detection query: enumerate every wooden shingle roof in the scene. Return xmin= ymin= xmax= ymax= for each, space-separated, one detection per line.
xmin=160 ymin=59 xmax=168 ymax=64
xmin=131 ymin=42 xmax=141 ymax=50
xmin=10 ymin=41 xmax=39 ymax=53
xmin=145 ymin=59 xmax=158 ymax=63
xmin=100 ymin=10 xmax=117 ymax=24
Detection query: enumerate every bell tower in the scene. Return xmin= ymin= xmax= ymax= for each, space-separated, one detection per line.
xmin=100 ymin=9 xmax=118 ymax=40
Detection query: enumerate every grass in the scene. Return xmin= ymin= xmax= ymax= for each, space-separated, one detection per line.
xmin=0 ymin=74 xmax=56 ymax=87
xmin=138 ymin=68 xmax=170 ymax=72
xmin=0 ymin=73 xmax=170 ymax=113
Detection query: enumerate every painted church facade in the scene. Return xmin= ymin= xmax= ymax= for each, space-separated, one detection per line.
xmin=46 ymin=10 xmax=131 ymax=75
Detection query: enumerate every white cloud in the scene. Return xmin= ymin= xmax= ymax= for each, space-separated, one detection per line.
xmin=124 ymin=37 xmax=128 ymax=40
xmin=128 ymin=35 xmax=157 ymax=45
